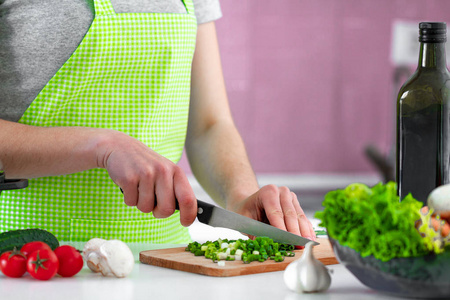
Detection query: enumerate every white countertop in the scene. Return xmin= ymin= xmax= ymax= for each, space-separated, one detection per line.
xmin=0 ymin=220 xmax=401 ymax=300
xmin=0 ymin=258 xmax=400 ymax=300
xmin=0 ymin=207 xmax=399 ymax=300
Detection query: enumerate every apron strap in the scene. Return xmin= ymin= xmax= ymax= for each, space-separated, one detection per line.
xmin=93 ymin=0 xmax=116 ymax=16
xmin=181 ymin=0 xmax=194 ymax=15
xmin=93 ymin=0 xmax=193 ymax=16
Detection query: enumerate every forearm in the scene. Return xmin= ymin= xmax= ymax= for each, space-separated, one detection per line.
xmin=0 ymin=119 xmax=198 ymax=225
xmin=186 ymin=119 xmax=259 ymax=208
xmin=185 ymin=22 xmax=315 ymax=237
xmin=0 ymin=119 xmax=104 ymax=178
xmin=185 ymin=21 xmax=259 ymax=208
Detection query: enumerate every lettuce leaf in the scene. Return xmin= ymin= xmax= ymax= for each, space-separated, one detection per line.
xmin=314 ymin=182 xmax=429 ymax=261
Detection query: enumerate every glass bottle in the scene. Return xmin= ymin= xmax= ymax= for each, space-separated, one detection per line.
xmin=397 ymin=22 xmax=450 ymax=204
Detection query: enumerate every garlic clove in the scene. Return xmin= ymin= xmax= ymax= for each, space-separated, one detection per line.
xmin=284 ymin=241 xmax=331 ymax=293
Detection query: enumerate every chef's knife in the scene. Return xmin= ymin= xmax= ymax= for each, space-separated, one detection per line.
xmin=195 ymin=199 xmax=319 ymax=246
xmin=119 ymin=188 xmax=317 ymax=246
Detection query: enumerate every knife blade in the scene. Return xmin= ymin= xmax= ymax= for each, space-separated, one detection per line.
xmin=195 ymin=199 xmax=319 ymax=246
xmin=118 ymin=187 xmax=318 ymax=246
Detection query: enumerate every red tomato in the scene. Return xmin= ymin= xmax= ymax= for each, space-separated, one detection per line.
xmin=0 ymin=249 xmax=27 ymax=278
xmin=21 ymin=241 xmax=51 ymax=258
xmin=54 ymin=245 xmax=83 ymax=277
xmin=26 ymin=249 xmax=59 ymax=281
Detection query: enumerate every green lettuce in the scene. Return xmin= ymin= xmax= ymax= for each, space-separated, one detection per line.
xmin=315 ymin=182 xmax=429 ymax=261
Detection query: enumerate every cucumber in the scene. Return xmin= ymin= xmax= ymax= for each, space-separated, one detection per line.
xmin=0 ymin=228 xmax=59 ymax=254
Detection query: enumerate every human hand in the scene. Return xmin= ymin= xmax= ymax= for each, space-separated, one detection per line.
xmin=96 ymin=130 xmax=197 ymax=226
xmin=227 ymin=185 xmax=316 ymax=241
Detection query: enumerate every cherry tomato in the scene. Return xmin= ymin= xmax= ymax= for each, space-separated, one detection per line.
xmin=0 ymin=249 xmax=27 ymax=278
xmin=21 ymin=241 xmax=52 ymax=258
xmin=26 ymin=249 xmax=59 ymax=281
xmin=54 ymin=245 xmax=83 ymax=277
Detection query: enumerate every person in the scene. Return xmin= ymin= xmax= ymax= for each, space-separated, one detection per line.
xmin=0 ymin=0 xmax=316 ymax=244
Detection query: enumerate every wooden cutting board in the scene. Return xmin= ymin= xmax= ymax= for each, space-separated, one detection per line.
xmin=139 ymin=238 xmax=338 ymax=277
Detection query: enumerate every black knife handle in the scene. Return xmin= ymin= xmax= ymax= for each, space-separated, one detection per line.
xmin=163 ymin=199 xmax=215 ymax=223
xmin=195 ymin=199 xmax=215 ymax=224
xmin=119 ymin=188 xmax=214 ymax=220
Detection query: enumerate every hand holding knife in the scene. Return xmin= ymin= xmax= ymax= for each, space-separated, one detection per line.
xmin=194 ymin=199 xmax=318 ymax=246
xmin=120 ymin=188 xmax=317 ymax=246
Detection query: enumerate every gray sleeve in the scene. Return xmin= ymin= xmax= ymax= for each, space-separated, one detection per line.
xmin=193 ymin=0 xmax=222 ymax=24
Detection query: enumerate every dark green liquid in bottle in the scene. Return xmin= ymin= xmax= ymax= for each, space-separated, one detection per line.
xmin=397 ymin=22 xmax=450 ymax=204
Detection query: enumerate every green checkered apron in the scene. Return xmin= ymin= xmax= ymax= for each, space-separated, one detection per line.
xmin=0 ymin=0 xmax=197 ymax=244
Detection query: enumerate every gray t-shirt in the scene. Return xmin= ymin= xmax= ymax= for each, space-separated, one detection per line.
xmin=0 ymin=0 xmax=222 ymax=122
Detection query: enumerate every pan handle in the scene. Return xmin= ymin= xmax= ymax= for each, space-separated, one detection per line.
xmin=0 ymin=170 xmax=28 ymax=191
xmin=0 ymin=179 xmax=28 ymax=191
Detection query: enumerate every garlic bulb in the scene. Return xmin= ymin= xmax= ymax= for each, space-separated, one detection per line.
xmin=284 ymin=241 xmax=331 ymax=293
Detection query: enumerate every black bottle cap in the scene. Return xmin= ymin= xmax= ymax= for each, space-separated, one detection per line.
xmin=419 ymin=22 xmax=447 ymax=43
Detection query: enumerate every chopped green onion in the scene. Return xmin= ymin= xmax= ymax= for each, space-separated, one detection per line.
xmin=185 ymin=237 xmax=295 ymax=264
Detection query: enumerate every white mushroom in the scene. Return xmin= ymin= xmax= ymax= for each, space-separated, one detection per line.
xmin=83 ymin=238 xmax=134 ymax=278
xmin=83 ymin=238 xmax=107 ymax=273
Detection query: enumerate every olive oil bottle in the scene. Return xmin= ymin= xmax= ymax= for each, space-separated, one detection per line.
xmin=397 ymin=22 xmax=450 ymax=204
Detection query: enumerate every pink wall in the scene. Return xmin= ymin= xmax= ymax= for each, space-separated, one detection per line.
xmin=180 ymin=0 xmax=450 ymax=175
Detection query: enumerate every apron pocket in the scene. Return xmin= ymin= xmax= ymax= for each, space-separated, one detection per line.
xmin=69 ymin=213 xmax=191 ymax=244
